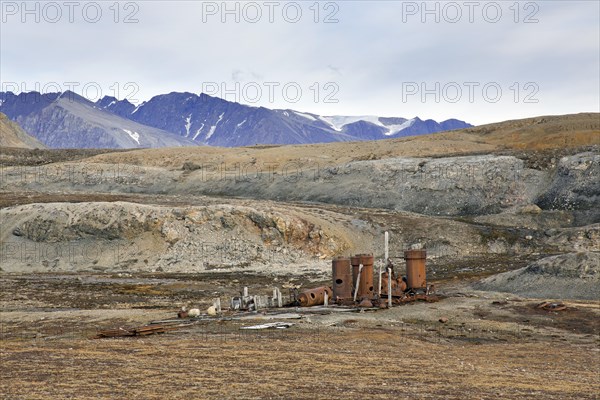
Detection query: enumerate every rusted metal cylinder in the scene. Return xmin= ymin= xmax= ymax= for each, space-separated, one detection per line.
xmin=358 ymin=254 xmax=374 ymax=299
xmin=350 ymin=255 xmax=361 ymax=291
xmin=298 ymin=286 xmax=333 ymax=307
xmin=404 ymin=249 xmax=427 ymax=290
xmin=332 ymin=257 xmax=353 ymax=300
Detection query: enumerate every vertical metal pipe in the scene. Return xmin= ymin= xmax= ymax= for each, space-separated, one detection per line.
xmin=380 ymin=231 xmax=389 ymax=296
xmin=385 ymin=232 xmax=389 ymax=261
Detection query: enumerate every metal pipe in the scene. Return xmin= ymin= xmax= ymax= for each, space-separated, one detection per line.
xmin=380 ymin=231 xmax=389 ymax=296
xmin=277 ymin=288 xmax=282 ymax=308
xmin=353 ymin=264 xmax=363 ymax=302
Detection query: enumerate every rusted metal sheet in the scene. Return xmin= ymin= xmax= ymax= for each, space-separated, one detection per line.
xmin=358 ymin=298 xmax=373 ymax=308
xmin=332 ymin=257 xmax=353 ymax=300
xmin=297 ymin=286 xmax=333 ymax=307
xmin=404 ymin=249 xmax=427 ymax=290
xmin=380 ymin=271 xmax=407 ymax=296
xmin=392 ymin=293 xmax=440 ymax=305
xmin=95 ymin=323 xmax=184 ymax=338
xmin=536 ymin=301 xmax=567 ymax=311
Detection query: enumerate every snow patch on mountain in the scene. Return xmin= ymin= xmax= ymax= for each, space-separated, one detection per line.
xmin=321 ymin=115 xmax=384 ymax=131
xmin=193 ymin=124 xmax=205 ymax=141
xmin=384 ymin=118 xmax=415 ymax=136
xmin=206 ymin=112 xmax=224 ymax=140
xmin=185 ymin=114 xmax=192 ymax=137
xmin=132 ymin=102 xmax=145 ymax=114
xmin=293 ymin=111 xmax=317 ymax=121
xmin=123 ymin=129 xmax=140 ymax=145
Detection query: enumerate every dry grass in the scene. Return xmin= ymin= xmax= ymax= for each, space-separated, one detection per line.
xmin=83 ymin=113 xmax=599 ymax=170
xmin=1 ymin=328 xmax=598 ymax=399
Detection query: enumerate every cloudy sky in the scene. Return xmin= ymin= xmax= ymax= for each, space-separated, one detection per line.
xmin=1 ymin=0 xmax=598 ymax=125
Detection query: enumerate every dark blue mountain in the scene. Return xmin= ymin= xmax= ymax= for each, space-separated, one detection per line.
xmin=97 ymin=92 xmax=472 ymax=146
xmin=1 ymin=90 xmax=473 ymax=148
xmin=0 ymin=91 xmax=196 ymax=148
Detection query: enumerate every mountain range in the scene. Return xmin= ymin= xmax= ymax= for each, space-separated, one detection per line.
xmin=0 ymin=91 xmax=472 ymax=149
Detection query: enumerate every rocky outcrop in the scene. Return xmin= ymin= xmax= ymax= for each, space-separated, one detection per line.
xmin=0 ymin=202 xmax=341 ymax=273
xmin=474 ymin=252 xmax=600 ymax=300
xmin=2 ymin=152 xmax=597 ymax=218
xmin=536 ymin=152 xmax=600 ymax=212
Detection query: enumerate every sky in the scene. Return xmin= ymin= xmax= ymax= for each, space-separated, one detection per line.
xmin=1 ymin=0 xmax=599 ymax=125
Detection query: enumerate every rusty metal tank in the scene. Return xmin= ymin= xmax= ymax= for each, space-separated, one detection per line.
xmin=332 ymin=257 xmax=353 ymax=300
xmin=404 ymin=249 xmax=427 ymax=290
xmin=298 ymin=286 xmax=333 ymax=307
xmin=357 ymin=254 xmax=375 ymax=299
xmin=350 ymin=255 xmax=361 ymax=291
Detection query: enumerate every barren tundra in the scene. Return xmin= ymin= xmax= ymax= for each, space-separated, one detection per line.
xmin=1 ymin=113 xmax=599 ymax=399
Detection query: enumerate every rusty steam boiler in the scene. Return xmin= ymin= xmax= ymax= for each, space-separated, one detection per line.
xmin=327 ymin=244 xmax=434 ymax=307
xmin=357 ymin=254 xmax=375 ymax=299
xmin=347 ymin=253 xmax=375 ymax=300
xmin=380 ymin=249 xmax=428 ymax=298
xmin=404 ymin=249 xmax=427 ymax=291
xmin=332 ymin=257 xmax=353 ymax=301
xmin=298 ymin=286 xmax=333 ymax=307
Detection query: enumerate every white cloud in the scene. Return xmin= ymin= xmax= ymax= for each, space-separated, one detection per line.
xmin=1 ymin=0 xmax=598 ymax=125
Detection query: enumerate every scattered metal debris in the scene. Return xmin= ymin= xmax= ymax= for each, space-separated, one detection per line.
xmin=536 ymin=301 xmax=567 ymax=311
xmin=99 ymin=232 xmax=443 ymax=339
xmin=240 ymin=322 xmax=294 ymax=330
xmin=95 ymin=323 xmax=186 ymax=339
xmin=230 ymin=286 xmax=284 ymax=312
